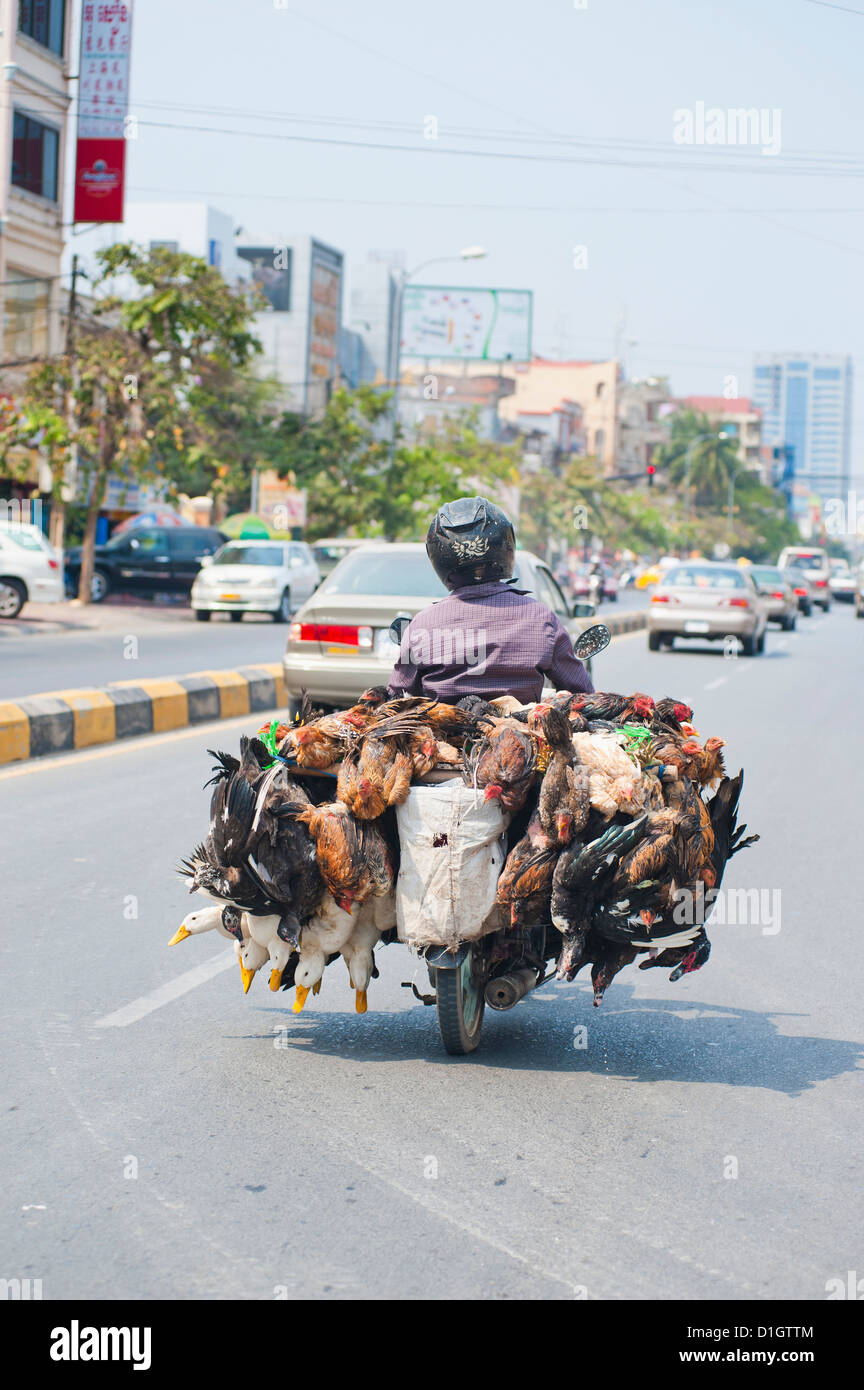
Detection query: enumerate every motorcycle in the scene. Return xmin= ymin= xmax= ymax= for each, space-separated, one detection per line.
xmin=420 ymin=622 xmax=612 ymax=1055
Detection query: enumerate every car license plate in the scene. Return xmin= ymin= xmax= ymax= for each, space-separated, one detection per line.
xmin=684 ymin=620 xmax=710 ymax=634
xmin=220 ymin=593 xmax=241 ymax=601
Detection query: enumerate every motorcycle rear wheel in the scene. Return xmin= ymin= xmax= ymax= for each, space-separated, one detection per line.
xmin=435 ymin=946 xmax=485 ymax=1055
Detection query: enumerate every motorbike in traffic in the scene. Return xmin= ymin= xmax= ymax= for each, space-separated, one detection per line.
xmin=419 ymin=621 xmax=612 ymax=1054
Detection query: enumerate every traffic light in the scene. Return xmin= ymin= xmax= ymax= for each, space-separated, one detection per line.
xmin=646 ymin=464 xmax=656 ymax=488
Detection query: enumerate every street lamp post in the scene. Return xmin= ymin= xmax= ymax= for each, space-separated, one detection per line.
xmin=389 ymin=246 xmax=487 ymax=462
xmin=727 ymin=459 xmax=742 ymax=536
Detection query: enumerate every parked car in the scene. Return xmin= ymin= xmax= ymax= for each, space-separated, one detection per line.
xmin=0 ymin=524 xmax=64 ymax=618
xmin=64 ymin=525 xmax=226 ymax=603
xmin=310 ymin=537 xmax=376 ymax=581
xmin=647 ymin=560 xmax=768 ymax=655
xmin=282 ymin=542 xmax=581 ymax=715
xmin=829 ymin=558 xmax=856 ymax=603
xmin=747 ymin=565 xmax=798 ymax=630
xmin=781 ymin=565 xmax=815 ymax=616
xmin=191 ymin=539 xmax=319 ymax=622
xmin=855 ymin=563 xmax=864 ymax=620
xmin=776 ymin=546 xmax=831 ymax=611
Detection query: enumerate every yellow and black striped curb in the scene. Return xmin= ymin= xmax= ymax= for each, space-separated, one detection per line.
xmin=602 ymin=611 xmax=647 ymax=636
xmin=0 ymin=664 xmax=287 ymax=766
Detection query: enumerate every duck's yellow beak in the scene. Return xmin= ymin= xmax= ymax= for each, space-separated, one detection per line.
xmin=293 ymin=984 xmax=309 ymax=1014
xmin=168 ymin=924 xmax=191 ymax=946
xmin=239 ymin=960 xmax=255 ymax=994
xmin=269 ymin=968 xmax=282 ymax=992
xmin=355 ymin=989 xmax=368 ymax=1015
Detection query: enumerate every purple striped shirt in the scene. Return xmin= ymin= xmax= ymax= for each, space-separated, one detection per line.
xmin=387 ymin=580 xmax=594 ymax=704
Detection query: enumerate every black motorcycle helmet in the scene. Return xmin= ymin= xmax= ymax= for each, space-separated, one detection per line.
xmin=426 ymin=496 xmax=516 ymax=590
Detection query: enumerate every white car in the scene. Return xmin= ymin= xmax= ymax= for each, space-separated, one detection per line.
xmin=0 ymin=524 xmax=64 ymax=618
xmin=191 ymin=539 xmax=320 ymax=623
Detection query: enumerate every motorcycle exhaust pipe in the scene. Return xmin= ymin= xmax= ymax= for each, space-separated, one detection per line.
xmin=484 ymin=965 xmax=539 ymax=1012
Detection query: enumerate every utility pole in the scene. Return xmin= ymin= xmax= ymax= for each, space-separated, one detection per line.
xmin=51 ymin=254 xmax=80 ymax=556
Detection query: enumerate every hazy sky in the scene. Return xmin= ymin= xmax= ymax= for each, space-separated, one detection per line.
xmin=67 ymin=0 xmax=864 ymax=478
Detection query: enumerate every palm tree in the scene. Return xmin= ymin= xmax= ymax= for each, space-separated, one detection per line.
xmin=656 ymin=409 xmax=740 ymax=508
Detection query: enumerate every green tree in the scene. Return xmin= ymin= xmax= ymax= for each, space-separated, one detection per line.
xmin=517 ymin=455 xmax=669 ymax=560
xmin=277 ymin=386 xmax=520 ymax=540
xmin=655 ymin=408 xmax=740 ymax=508
xmin=11 ymin=243 xmax=263 ymax=601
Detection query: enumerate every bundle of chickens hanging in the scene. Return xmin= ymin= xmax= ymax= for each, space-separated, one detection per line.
xmin=479 ymin=689 xmax=759 ymax=1005
xmin=171 ymin=687 xmax=490 ymax=1014
xmin=171 ymin=683 xmax=758 ymax=1015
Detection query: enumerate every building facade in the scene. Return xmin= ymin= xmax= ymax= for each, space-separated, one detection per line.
xmin=752 ymin=353 xmax=853 ymax=506
xmin=617 ymin=377 xmax=675 ymax=475
xmin=454 ymin=357 xmax=619 ymax=472
xmin=241 ymin=234 xmax=344 ymax=415
xmin=0 ymin=0 xmax=72 ymax=371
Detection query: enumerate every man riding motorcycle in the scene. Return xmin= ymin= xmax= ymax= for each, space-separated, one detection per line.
xmin=387 ymin=496 xmax=594 ymax=703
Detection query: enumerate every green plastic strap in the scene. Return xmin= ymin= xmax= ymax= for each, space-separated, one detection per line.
xmin=258 ymin=719 xmax=280 ymax=767
xmin=619 ymin=723 xmax=653 ymax=747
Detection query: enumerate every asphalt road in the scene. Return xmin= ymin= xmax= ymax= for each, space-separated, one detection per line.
xmin=1 ymin=604 xmax=861 ymax=1300
xmin=0 ymin=608 xmax=287 ymax=702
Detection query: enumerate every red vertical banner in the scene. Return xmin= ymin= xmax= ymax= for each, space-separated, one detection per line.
xmin=73 ymin=2 xmax=134 ymax=224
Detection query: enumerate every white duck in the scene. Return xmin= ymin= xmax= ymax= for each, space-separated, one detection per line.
xmin=292 ymin=896 xmax=357 ymax=1013
xmin=168 ymin=905 xmax=235 ymax=946
xmin=340 ymin=894 xmax=397 ymax=1014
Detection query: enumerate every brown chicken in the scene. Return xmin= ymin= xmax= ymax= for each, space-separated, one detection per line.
xmin=406 ymin=725 xmax=440 ymax=778
xmin=281 ymin=801 xmax=394 ymax=913
xmin=337 ymin=745 xmax=387 ymax=820
xmin=462 ymin=724 xmax=538 ymax=814
xmin=690 ymin=736 xmax=727 ymax=789
xmin=536 ymin=705 xmax=591 ymax=845
xmin=496 ymin=810 xmax=558 ymax=926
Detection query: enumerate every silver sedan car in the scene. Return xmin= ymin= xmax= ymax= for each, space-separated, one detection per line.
xmin=747 ymin=565 xmax=798 ymax=630
xmin=282 ymin=542 xmax=585 ymax=715
xmin=647 ymin=560 xmax=768 ymax=655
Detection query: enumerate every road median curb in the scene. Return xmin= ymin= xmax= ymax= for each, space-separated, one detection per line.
xmin=0 ymin=663 xmax=286 ymax=765
xmin=601 ymin=610 xmax=647 ymax=636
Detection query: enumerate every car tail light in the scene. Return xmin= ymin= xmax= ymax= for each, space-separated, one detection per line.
xmin=296 ymin=622 xmax=360 ymax=646
xmin=47 ymin=558 xmax=58 ymax=569
xmin=357 ymin=626 xmax=373 ymax=650
xmin=793 ymin=586 xmax=807 ymax=597
xmin=651 ymin=593 xmax=676 ymax=604
xmin=814 ymin=578 xmax=827 ymax=587
xmin=723 ymin=597 xmax=750 ymax=609
xmin=771 ymin=591 xmax=785 ymax=600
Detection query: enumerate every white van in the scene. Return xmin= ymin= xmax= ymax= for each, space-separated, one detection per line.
xmin=776 ymin=546 xmax=831 ymax=612
xmin=0 ymin=524 xmax=64 ymax=618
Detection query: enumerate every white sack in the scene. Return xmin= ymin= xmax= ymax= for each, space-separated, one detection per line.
xmin=395 ymin=781 xmax=510 ymax=950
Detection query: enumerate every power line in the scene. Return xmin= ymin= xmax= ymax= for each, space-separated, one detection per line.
xmin=125 ymin=184 xmax=864 ymax=214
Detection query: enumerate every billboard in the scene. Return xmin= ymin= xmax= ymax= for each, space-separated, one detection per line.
xmin=307 ymin=244 xmax=343 ymax=383
xmin=401 ymin=286 xmax=532 ymax=362
xmin=73 ymin=1 xmax=134 ymax=223
xmin=237 ymin=246 xmax=292 ymax=313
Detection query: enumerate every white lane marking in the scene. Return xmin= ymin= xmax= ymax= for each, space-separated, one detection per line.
xmin=703 ymin=676 xmax=728 ymax=690
xmin=0 ymin=709 xmax=280 ymax=781
xmin=93 ymin=949 xmax=236 ymax=1028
